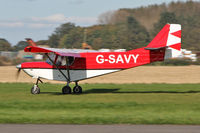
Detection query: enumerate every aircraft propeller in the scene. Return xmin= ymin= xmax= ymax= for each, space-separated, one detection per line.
xmin=16 ymin=64 xmax=21 ymax=79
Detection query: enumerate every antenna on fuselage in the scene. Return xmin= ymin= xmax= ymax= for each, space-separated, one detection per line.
xmin=82 ymin=29 xmax=92 ymax=49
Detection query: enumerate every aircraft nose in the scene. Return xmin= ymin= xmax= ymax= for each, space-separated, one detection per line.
xmin=16 ymin=64 xmax=21 ymax=69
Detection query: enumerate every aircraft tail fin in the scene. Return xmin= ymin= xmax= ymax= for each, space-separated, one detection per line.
xmin=146 ymin=24 xmax=182 ymax=59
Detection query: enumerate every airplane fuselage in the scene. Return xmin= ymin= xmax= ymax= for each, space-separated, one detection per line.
xmin=21 ymin=47 xmax=165 ymax=82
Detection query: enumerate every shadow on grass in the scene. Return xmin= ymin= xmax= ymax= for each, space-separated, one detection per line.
xmin=84 ymin=89 xmax=120 ymax=94
xmin=40 ymin=92 xmax=63 ymax=95
xmin=83 ymin=89 xmax=200 ymax=94
xmin=40 ymin=88 xmax=200 ymax=95
xmin=40 ymin=89 xmax=120 ymax=95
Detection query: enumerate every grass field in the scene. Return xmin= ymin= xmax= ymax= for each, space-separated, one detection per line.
xmin=0 ymin=83 xmax=200 ymax=124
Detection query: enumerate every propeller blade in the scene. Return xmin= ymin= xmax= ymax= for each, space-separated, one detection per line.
xmin=16 ymin=64 xmax=22 ymax=79
xmin=16 ymin=68 xmax=21 ymax=79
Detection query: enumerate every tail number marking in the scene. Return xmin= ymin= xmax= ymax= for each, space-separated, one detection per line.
xmin=96 ymin=54 xmax=139 ymax=64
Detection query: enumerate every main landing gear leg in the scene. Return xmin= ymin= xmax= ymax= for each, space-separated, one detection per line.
xmin=31 ymin=78 xmax=43 ymax=94
xmin=73 ymin=81 xmax=82 ymax=94
xmin=62 ymin=82 xmax=72 ymax=94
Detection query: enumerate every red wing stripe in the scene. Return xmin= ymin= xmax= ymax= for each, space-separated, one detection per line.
xmin=24 ymin=46 xmax=81 ymax=57
xmin=24 ymin=46 xmax=52 ymax=53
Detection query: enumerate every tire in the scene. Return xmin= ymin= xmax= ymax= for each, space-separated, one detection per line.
xmin=62 ymin=86 xmax=72 ymax=94
xmin=31 ymin=85 xmax=40 ymax=94
xmin=73 ymin=86 xmax=82 ymax=94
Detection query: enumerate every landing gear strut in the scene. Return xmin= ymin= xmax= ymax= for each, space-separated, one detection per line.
xmin=31 ymin=78 xmax=43 ymax=94
xmin=44 ymin=54 xmax=83 ymax=95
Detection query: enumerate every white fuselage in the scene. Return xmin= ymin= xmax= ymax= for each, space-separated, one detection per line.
xmin=23 ymin=69 xmax=120 ymax=82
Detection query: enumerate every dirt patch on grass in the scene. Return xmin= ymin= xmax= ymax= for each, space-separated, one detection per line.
xmin=1 ymin=66 xmax=200 ymax=84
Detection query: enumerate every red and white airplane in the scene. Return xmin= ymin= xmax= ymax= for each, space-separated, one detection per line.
xmin=16 ymin=24 xmax=181 ymax=94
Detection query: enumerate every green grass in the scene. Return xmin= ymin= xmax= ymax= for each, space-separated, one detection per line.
xmin=0 ymin=83 xmax=200 ymax=124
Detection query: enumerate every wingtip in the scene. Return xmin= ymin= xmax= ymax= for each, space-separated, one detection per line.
xmin=25 ymin=38 xmax=32 ymax=41
xmin=25 ymin=38 xmax=37 ymax=46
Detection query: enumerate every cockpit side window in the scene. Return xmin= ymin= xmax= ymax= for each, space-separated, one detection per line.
xmin=56 ymin=56 xmax=62 ymax=66
xmin=67 ymin=56 xmax=75 ymax=66
xmin=61 ymin=56 xmax=75 ymax=66
xmin=46 ymin=53 xmax=56 ymax=65
xmin=46 ymin=54 xmax=75 ymax=66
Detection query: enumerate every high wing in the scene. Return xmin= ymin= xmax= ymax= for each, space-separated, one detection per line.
xmin=24 ymin=46 xmax=98 ymax=57
xmin=24 ymin=46 xmax=99 ymax=83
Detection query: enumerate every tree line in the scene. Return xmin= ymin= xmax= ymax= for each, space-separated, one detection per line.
xmin=1 ymin=0 xmax=200 ymax=51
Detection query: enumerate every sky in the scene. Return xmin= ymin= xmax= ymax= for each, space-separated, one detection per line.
xmin=0 ymin=0 xmax=192 ymax=45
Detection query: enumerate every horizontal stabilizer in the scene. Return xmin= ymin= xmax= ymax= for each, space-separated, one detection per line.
xmin=145 ymin=47 xmax=166 ymax=50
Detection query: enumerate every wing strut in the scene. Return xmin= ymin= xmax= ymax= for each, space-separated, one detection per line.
xmin=66 ymin=57 xmax=71 ymax=82
xmin=45 ymin=53 xmax=70 ymax=82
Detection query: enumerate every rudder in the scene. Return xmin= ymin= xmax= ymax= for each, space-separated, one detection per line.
xmin=165 ymin=24 xmax=181 ymax=59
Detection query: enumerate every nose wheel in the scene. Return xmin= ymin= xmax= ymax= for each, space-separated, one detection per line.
xmin=31 ymin=78 xmax=42 ymax=94
xmin=31 ymin=85 xmax=40 ymax=94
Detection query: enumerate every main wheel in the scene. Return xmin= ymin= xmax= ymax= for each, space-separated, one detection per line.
xmin=62 ymin=86 xmax=72 ymax=94
xmin=73 ymin=86 xmax=82 ymax=94
xmin=31 ymin=85 xmax=40 ymax=94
